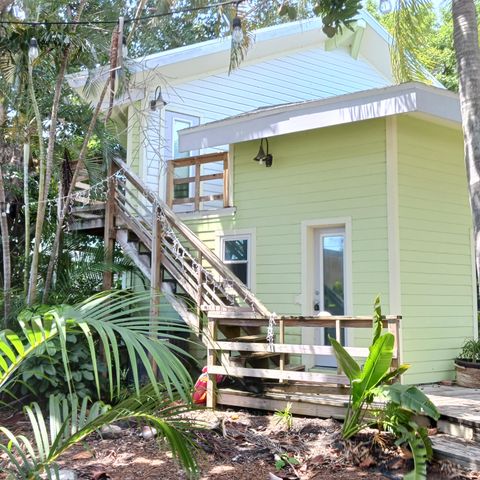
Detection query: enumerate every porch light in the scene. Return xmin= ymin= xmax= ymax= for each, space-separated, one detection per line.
xmin=253 ymin=138 xmax=273 ymax=168
xmin=232 ymin=16 xmax=244 ymax=45
xmin=378 ymin=0 xmax=392 ymax=14
xmin=28 ymin=38 xmax=39 ymax=62
xmin=150 ymin=86 xmax=167 ymax=111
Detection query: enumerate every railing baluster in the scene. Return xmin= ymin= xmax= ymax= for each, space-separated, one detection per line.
xmin=102 ymin=159 xmax=118 ymax=290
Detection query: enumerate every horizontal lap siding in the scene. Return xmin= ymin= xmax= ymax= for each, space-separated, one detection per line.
xmin=143 ymin=46 xmax=389 ymax=189
xmin=186 ymin=120 xmax=389 ymax=347
xmin=397 ymin=117 xmax=475 ymax=384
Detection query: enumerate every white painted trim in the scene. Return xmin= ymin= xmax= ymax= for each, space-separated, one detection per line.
xmin=470 ymin=228 xmax=478 ymax=340
xmin=179 ymin=83 xmax=461 ymax=152
xmin=216 ymin=228 xmax=256 ymax=293
xmin=178 ymin=207 xmax=236 ymax=221
xmin=228 ymin=144 xmax=234 ymax=207
xmin=300 ymin=217 xmax=353 ymax=369
xmin=386 ymin=117 xmax=401 ymax=315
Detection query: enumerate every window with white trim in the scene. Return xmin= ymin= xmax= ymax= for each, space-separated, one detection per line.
xmin=221 ymin=235 xmax=251 ymax=287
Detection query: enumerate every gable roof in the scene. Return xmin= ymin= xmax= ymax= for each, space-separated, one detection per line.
xmin=68 ymin=10 xmax=439 ymax=92
xmin=178 ymin=82 xmax=460 ymax=151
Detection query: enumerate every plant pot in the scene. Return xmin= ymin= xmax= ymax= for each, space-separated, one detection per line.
xmin=455 ymin=359 xmax=480 ymax=388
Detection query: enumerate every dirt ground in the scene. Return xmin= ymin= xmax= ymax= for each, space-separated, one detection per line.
xmin=0 ymin=407 xmax=479 ymax=479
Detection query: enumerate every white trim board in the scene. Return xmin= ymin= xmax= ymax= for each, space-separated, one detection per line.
xmin=179 ymin=83 xmax=460 ymax=152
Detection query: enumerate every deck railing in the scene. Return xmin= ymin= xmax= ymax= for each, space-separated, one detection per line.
xmin=206 ymin=311 xmax=401 ymax=408
xmin=166 ymin=152 xmax=229 ymax=213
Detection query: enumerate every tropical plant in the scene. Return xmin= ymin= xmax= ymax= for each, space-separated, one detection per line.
xmin=0 ymin=290 xmax=193 ymax=402
xmin=329 ymin=296 xmax=439 ymax=479
xmin=0 ymin=386 xmax=198 ymax=479
xmin=274 ymin=401 xmax=294 ymax=430
xmin=457 ymin=338 xmax=480 ymax=362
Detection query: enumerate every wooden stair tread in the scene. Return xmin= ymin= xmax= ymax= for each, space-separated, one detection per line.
xmin=284 ymin=364 xmax=306 ymax=371
xmin=237 ymin=352 xmax=279 ymax=360
xmin=431 ymin=433 xmax=480 ymax=471
xmin=229 ymin=334 xmax=266 ymax=342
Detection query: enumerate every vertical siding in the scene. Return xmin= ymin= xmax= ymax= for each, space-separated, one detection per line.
xmin=397 ymin=117 xmax=475 ymax=384
xmin=186 ymin=119 xmax=390 ymax=346
xmin=143 ymin=46 xmax=390 ymax=189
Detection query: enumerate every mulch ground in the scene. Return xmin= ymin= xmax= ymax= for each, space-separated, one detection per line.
xmin=0 ymin=407 xmax=479 ymax=479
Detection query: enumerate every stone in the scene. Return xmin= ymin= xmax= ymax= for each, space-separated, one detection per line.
xmin=99 ymin=424 xmax=123 ymax=439
xmin=42 ymin=469 xmax=78 ymax=480
xmin=141 ymin=425 xmax=158 ymax=440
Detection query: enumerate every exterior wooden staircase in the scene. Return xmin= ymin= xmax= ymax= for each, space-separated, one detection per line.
xmin=70 ymin=156 xmax=401 ymax=411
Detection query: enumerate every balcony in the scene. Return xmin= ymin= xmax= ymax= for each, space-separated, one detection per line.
xmin=166 ymin=152 xmax=230 ymax=214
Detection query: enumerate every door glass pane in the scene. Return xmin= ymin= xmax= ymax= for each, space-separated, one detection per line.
xmin=322 ymin=234 xmax=345 ymax=346
xmin=172 ymin=119 xmax=191 ymax=159
xmin=224 ymin=239 xmax=248 ymax=262
xmin=323 ymin=235 xmax=344 ymax=315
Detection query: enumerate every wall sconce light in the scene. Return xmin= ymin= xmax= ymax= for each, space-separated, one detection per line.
xmin=253 ymin=138 xmax=273 ymax=167
xmin=150 ymin=86 xmax=167 ymax=111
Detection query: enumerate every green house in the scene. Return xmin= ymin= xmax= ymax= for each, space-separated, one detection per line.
xmin=174 ymin=82 xmax=476 ymax=384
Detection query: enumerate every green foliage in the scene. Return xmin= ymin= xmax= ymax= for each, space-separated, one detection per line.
xmin=274 ymin=401 xmax=294 ymax=430
xmin=329 ymin=297 xmax=439 ymax=479
xmin=0 ymin=291 xmax=193 ymax=402
xmin=457 ymin=338 xmax=480 ymax=362
xmin=274 ymin=452 xmax=300 ymax=470
xmin=0 ymin=386 xmax=198 ymax=479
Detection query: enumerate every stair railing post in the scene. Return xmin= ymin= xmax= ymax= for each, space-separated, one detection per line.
xmin=103 ymin=158 xmax=118 ymax=290
xmin=207 ymin=315 xmax=218 ymax=409
xmin=194 ymin=160 xmax=201 ymax=212
xmin=150 ymin=203 xmax=163 ymax=375
xmin=196 ymin=252 xmax=203 ymax=334
xmin=166 ymin=160 xmax=174 ymax=209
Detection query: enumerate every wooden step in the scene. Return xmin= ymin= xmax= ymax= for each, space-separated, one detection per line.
xmin=229 ymin=334 xmax=267 ymax=343
xmin=431 ymin=433 xmax=480 ymax=471
xmin=284 ymin=364 xmax=306 ymax=371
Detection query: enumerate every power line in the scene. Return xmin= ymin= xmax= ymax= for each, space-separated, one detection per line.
xmin=0 ymin=0 xmax=244 ymax=27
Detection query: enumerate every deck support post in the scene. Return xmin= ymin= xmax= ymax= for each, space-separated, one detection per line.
xmin=150 ymin=204 xmax=163 ymax=375
xmin=103 ymin=159 xmax=118 ymax=290
xmin=207 ymin=316 xmax=218 ymax=409
xmin=279 ymin=319 xmax=285 ymax=382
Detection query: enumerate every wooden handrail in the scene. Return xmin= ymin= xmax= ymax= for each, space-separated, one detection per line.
xmin=112 ymin=156 xmax=271 ymax=317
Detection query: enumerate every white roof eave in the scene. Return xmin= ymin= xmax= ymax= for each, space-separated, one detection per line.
xmin=178 ymin=83 xmax=460 ymax=152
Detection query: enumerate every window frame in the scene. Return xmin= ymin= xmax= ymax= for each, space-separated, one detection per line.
xmin=219 ymin=232 xmax=254 ymax=289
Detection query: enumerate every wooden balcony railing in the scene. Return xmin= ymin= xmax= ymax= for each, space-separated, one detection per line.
xmin=166 ymin=152 xmax=229 ymax=213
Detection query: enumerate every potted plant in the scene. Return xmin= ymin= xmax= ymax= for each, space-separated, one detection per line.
xmin=455 ymin=339 xmax=480 ymax=388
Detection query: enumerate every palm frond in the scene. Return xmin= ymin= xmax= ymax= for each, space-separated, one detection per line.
xmin=390 ymin=0 xmax=435 ymax=83
xmin=0 ymin=291 xmax=194 ymax=403
xmin=0 ymin=388 xmax=198 ymax=479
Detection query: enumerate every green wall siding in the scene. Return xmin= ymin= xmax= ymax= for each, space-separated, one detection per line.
xmin=397 ymin=116 xmax=475 ymax=384
xmin=186 ymin=119 xmax=390 ymax=346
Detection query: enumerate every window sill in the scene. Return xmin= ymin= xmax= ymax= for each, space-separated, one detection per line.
xmin=177 ymin=206 xmax=236 ymax=221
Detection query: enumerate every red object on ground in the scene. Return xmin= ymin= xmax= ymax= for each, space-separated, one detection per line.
xmin=192 ymin=366 xmax=224 ymax=404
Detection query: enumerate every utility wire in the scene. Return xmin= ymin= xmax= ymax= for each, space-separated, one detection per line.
xmin=0 ymin=0 xmax=244 ymax=26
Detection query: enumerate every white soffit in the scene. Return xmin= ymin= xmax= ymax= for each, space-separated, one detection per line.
xmin=178 ymin=83 xmax=461 ymax=151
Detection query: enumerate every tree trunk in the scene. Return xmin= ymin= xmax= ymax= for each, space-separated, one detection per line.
xmin=42 ymin=79 xmax=111 ymax=302
xmin=26 ymin=61 xmax=46 ymax=306
xmin=23 ymin=140 xmax=30 ymax=295
xmin=452 ymin=0 xmax=480 ymax=294
xmin=0 ymin=164 xmax=11 ymax=326
xmin=27 ymin=0 xmax=87 ymax=305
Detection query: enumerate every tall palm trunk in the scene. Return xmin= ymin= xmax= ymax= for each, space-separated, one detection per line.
xmin=452 ymin=0 xmax=480 ymax=291
xmin=0 ymin=164 xmax=11 ymax=326
xmin=27 ymin=0 xmax=87 ymax=306
xmin=26 ymin=61 xmax=46 ymax=306
xmin=23 ymin=140 xmax=30 ymax=295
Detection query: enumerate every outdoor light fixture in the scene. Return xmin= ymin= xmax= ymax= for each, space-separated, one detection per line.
xmin=150 ymin=86 xmax=167 ymax=111
xmin=378 ymin=0 xmax=392 ymax=14
xmin=28 ymin=38 xmax=39 ymax=62
xmin=253 ymin=138 xmax=273 ymax=168
xmin=232 ymin=15 xmax=244 ymax=45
